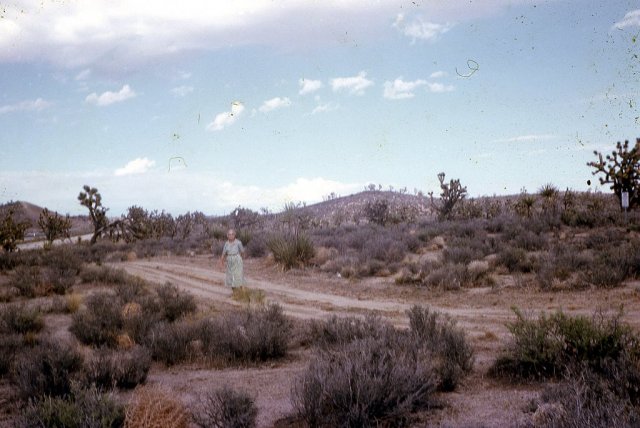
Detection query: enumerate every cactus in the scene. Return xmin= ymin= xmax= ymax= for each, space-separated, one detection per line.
xmin=429 ymin=172 xmax=468 ymax=221
xmin=0 ymin=208 xmax=30 ymax=252
xmin=77 ymin=185 xmax=109 ymax=244
xmin=587 ymin=138 xmax=640 ymax=210
xmin=37 ymin=208 xmax=72 ymax=245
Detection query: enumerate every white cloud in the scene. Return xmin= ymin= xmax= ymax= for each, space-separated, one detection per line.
xmin=383 ymin=78 xmax=427 ymax=100
xmin=0 ymin=1 xmax=540 ymax=69
xmin=206 ymin=101 xmax=245 ymax=131
xmin=311 ymin=102 xmax=338 ymax=114
xmin=85 ymin=84 xmax=136 ymax=106
xmin=171 ymin=85 xmax=194 ymax=97
xmin=429 ymin=71 xmax=447 ymax=79
xmin=114 ymin=157 xmax=156 ymax=176
xmin=331 ymin=71 xmax=374 ymax=95
xmin=75 ymin=68 xmax=91 ymax=80
xmin=393 ymin=13 xmax=453 ymax=43
xmin=493 ymin=134 xmax=558 ymax=143
xmin=0 ymin=98 xmax=52 ymax=114
xmin=426 ymin=82 xmax=455 ymax=93
xmin=299 ymin=78 xmax=323 ymax=95
xmin=258 ymin=97 xmax=292 ymax=113
xmin=613 ymin=9 xmax=640 ymax=29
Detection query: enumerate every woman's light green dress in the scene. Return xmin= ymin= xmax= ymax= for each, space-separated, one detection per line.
xmin=222 ymin=239 xmax=244 ymax=288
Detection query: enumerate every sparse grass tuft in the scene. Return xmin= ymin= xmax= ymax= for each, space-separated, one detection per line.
xmin=231 ymin=287 xmax=266 ymax=305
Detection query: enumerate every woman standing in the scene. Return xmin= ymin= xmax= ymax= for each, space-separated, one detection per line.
xmin=219 ymin=229 xmax=245 ymax=289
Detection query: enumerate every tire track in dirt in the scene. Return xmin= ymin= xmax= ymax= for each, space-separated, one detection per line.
xmin=114 ymin=259 xmax=517 ymax=337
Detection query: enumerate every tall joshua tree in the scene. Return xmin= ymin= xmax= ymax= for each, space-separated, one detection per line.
xmin=78 ymin=185 xmax=109 ymax=244
xmin=587 ymin=138 xmax=640 ymax=210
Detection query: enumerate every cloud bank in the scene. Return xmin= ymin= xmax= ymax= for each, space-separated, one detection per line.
xmin=85 ymin=85 xmax=136 ymax=106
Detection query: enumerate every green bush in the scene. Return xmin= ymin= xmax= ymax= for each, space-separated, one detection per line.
xmin=145 ymin=320 xmax=197 ymax=366
xmin=156 ymin=282 xmax=197 ymax=322
xmin=192 ymin=385 xmax=258 ymax=428
xmin=215 ymin=303 xmax=290 ymax=362
xmin=70 ymin=292 xmax=124 ymax=347
xmin=490 ymin=309 xmax=640 ymax=383
xmin=10 ymin=265 xmax=43 ymax=297
xmin=21 ymin=385 xmax=125 ymax=428
xmin=267 ymin=233 xmax=315 ymax=270
xmin=12 ymin=340 xmax=84 ymax=399
xmin=0 ymin=303 xmax=44 ymax=335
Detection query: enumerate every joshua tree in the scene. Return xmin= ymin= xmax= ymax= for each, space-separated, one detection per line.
xmin=0 ymin=208 xmax=30 ymax=252
xmin=587 ymin=138 xmax=640 ymax=210
xmin=38 ymin=208 xmax=72 ymax=246
xmin=429 ymin=172 xmax=468 ymax=220
xmin=78 ymin=185 xmax=109 ymax=244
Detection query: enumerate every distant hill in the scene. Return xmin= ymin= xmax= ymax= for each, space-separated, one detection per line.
xmin=0 ymin=201 xmax=92 ymax=240
xmin=276 ymin=190 xmax=433 ymax=225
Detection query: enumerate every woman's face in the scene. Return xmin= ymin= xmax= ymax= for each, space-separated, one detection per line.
xmin=227 ymin=231 xmax=235 ymax=241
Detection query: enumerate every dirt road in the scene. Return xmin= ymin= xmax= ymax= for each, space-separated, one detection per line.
xmin=114 ymin=255 xmax=640 ymax=427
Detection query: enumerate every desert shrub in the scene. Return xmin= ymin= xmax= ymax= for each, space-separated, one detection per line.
xmin=80 ymin=265 xmax=133 ymax=286
xmin=70 ymin=292 xmax=124 ymax=347
xmin=192 ymin=385 xmax=258 ymax=428
xmin=584 ymin=242 xmax=640 ymax=288
xmin=531 ymin=367 xmax=639 ymax=428
xmin=0 ymin=303 xmax=44 ymax=335
xmin=10 ymin=265 xmax=44 ymax=297
xmin=125 ymin=386 xmax=190 ymax=428
xmin=13 ymin=340 xmax=84 ymax=399
xmin=41 ymin=247 xmax=83 ymax=293
xmin=511 ymin=230 xmax=547 ymax=251
xmin=122 ymin=298 xmax=162 ymax=344
xmin=245 ymin=233 xmax=267 ymax=258
xmin=423 ymin=263 xmax=470 ymax=289
xmin=442 ymin=238 xmax=490 ymax=265
xmin=267 ymin=233 xmax=315 ymax=270
xmin=363 ymin=199 xmax=390 ymax=226
xmin=0 ymin=333 xmax=23 ymax=376
xmin=292 ymin=334 xmax=437 ymax=428
xmin=156 ymin=282 xmax=197 ymax=322
xmin=21 ymin=385 xmax=125 ymax=428
xmin=84 ymin=346 xmax=151 ymax=390
xmin=584 ymin=228 xmax=626 ymax=250
xmin=308 ymin=315 xmax=392 ymax=350
xmin=144 ymin=320 xmax=197 ymax=365
xmin=490 ymin=309 xmax=640 ymax=384
xmin=407 ymin=305 xmax=474 ymax=391
xmin=214 ymin=303 xmax=290 ymax=362
xmin=496 ymin=246 xmax=534 ymax=273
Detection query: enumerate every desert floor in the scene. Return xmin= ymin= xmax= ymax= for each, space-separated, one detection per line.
xmin=112 ymin=255 xmax=640 ymax=427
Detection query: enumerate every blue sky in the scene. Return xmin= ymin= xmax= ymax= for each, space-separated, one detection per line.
xmin=1 ymin=0 xmax=638 ymax=215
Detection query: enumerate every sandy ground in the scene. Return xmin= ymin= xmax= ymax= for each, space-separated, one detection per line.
xmin=112 ymin=255 xmax=640 ymax=427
